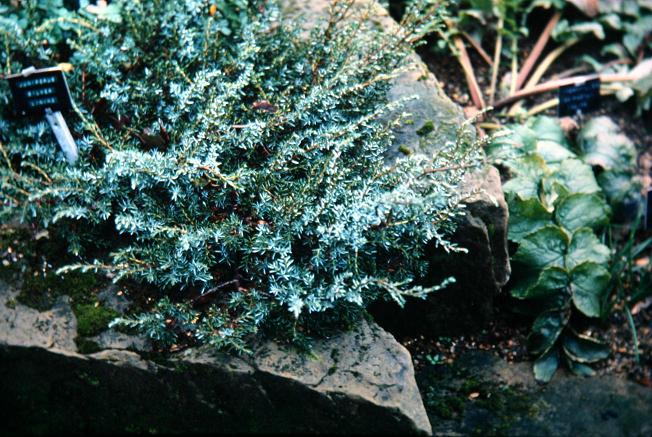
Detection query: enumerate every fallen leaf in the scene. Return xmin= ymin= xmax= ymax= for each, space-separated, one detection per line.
xmin=631 ymin=296 xmax=652 ymax=315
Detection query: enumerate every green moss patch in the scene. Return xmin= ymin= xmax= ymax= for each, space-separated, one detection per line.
xmin=75 ymin=304 xmax=120 ymax=337
xmin=17 ymin=270 xmax=100 ymax=311
xmin=416 ymin=120 xmax=435 ymax=136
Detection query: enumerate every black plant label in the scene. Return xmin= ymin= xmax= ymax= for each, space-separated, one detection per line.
xmin=6 ymin=67 xmax=73 ymax=116
xmin=558 ymin=78 xmax=600 ymax=117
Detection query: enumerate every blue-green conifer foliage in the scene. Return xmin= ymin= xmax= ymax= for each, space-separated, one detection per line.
xmin=0 ymin=0 xmax=480 ymax=351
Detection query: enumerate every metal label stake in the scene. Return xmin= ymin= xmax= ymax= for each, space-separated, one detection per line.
xmin=44 ymin=108 xmax=78 ymax=164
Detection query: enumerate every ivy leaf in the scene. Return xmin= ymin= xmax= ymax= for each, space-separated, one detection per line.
xmin=511 ymin=266 xmax=568 ymax=299
xmin=507 ymin=196 xmax=552 ymax=240
xmin=513 ymin=225 xmax=569 ymax=270
xmin=528 ymin=309 xmax=569 ymax=356
xmin=570 ymin=262 xmax=611 ymax=317
xmin=562 ymin=332 xmax=610 ymax=363
xmin=554 ymin=192 xmax=610 ymax=231
xmin=566 ymin=228 xmax=610 ymax=270
xmin=533 ymin=347 xmax=559 ymax=383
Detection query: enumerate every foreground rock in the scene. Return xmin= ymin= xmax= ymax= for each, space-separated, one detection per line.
xmin=0 ymin=282 xmax=431 ymax=434
xmin=419 ymin=351 xmax=652 ymax=436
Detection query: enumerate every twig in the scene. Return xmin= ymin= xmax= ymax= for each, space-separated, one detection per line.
xmin=508 ymin=38 xmax=579 ymax=115
xmin=453 ymin=35 xmax=485 ymax=109
xmin=510 ymin=37 xmax=518 ymax=95
xmin=461 ymin=31 xmax=493 ymax=67
xmin=191 ymin=279 xmax=240 ymax=305
xmin=524 ymin=38 xmax=580 ymax=90
xmin=514 ymin=11 xmax=561 ymax=91
xmin=525 ymin=87 xmax=617 ymax=117
xmin=488 ymin=17 xmax=504 ymax=106
xmin=526 ymin=97 xmax=558 ymax=117
xmin=421 ymin=161 xmax=483 ymax=176
xmin=493 ymin=72 xmax=637 ymax=109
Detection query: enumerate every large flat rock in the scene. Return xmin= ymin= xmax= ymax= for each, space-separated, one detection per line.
xmin=0 ymin=282 xmax=431 ymax=434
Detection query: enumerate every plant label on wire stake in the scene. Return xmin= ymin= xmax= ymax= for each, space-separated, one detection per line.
xmin=558 ymin=77 xmax=601 ymax=117
xmin=6 ymin=66 xmax=79 ymax=164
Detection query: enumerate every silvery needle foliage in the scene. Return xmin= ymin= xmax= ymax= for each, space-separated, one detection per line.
xmin=0 ymin=0 xmax=482 ymax=352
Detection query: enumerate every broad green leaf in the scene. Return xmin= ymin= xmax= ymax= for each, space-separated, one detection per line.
xmin=486 ymin=126 xmax=537 ymax=162
xmin=511 ymin=266 xmax=568 ymax=299
xmin=503 ymin=176 xmax=540 ymax=201
xmin=570 ymin=262 xmax=611 ymax=317
xmin=528 ymin=116 xmax=568 ymax=147
xmin=597 ymin=171 xmax=641 ymax=207
xmin=566 ymin=228 xmax=611 ymax=270
xmin=579 ymin=116 xmax=636 ymax=171
xmin=562 ymin=332 xmax=610 ymax=363
xmin=470 ymin=0 xmax=493 ymax=13
xmin=506 ymin=153 xmax=549 ymax=179
xmin=600 ymin=13 xmax=622 ymax=30
xmin=513 ymin=225 xmax=569 ymax=270
xmin=565 ymin=357 xmax=596 ymax=377
xmin=541 ymin=178 xmax=570 ymax=210
xmin=528 ymin=309 xmax=569 ymax=356
xmin=569 ymin=22 xmax=605 ymax=39
xmin=536 ymin=140 xmax=575 ymax=164
xmin=554 ymin=192 xmax=610 ymax=231
xmin=507 ymin=196 xmax=552 ymax=240
xmin=550 ymin=159 xmax=600 ymax=195
xmin=533 ymin=347 xmax=559 ymax=383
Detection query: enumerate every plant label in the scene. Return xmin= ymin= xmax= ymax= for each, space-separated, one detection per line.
xmin=558 ymin=77 xmax=600 ymax=117
xmin=7 ymin=66 xmax=73 ymax=116
xmin=6 ymin=67 xmax=78 ymax=164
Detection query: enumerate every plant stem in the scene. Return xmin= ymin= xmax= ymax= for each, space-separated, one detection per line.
xmin=509 ymin=38 xmax=579 ymax=115
xmin=526 ymin=97 xmax=558 ymax=117
xmin=625 ymin=306 xmax=640 ymax=364
xmin=461 ymin=31 xmax=493 ymax=66
xmin=510 ymin=37 xmax=518 ymax=95
xmin=514 ymin=11 xmax=561 ymax=91
xmin=488 ymin=17 xmax=503 ymax=106
xmin=525 ymin=38 xmax=580 ymax=90
xmin=493 ymin=72 xmax=637 ymax=109
xmin=525 ymin=87 xmax=616 ymax=117
xmin=453 ymin=35 xmax=485 ymax=109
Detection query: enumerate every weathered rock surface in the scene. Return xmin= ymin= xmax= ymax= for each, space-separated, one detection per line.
xmin=0 ymin=282 xmax=431 ymax=434
xmin=0 ymin=283 xmax=77 ymax=351
xmin=283 ymin=0 xmax=510 ymax=334
xmin=419 ymin=351 xmax=652 ymax=436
